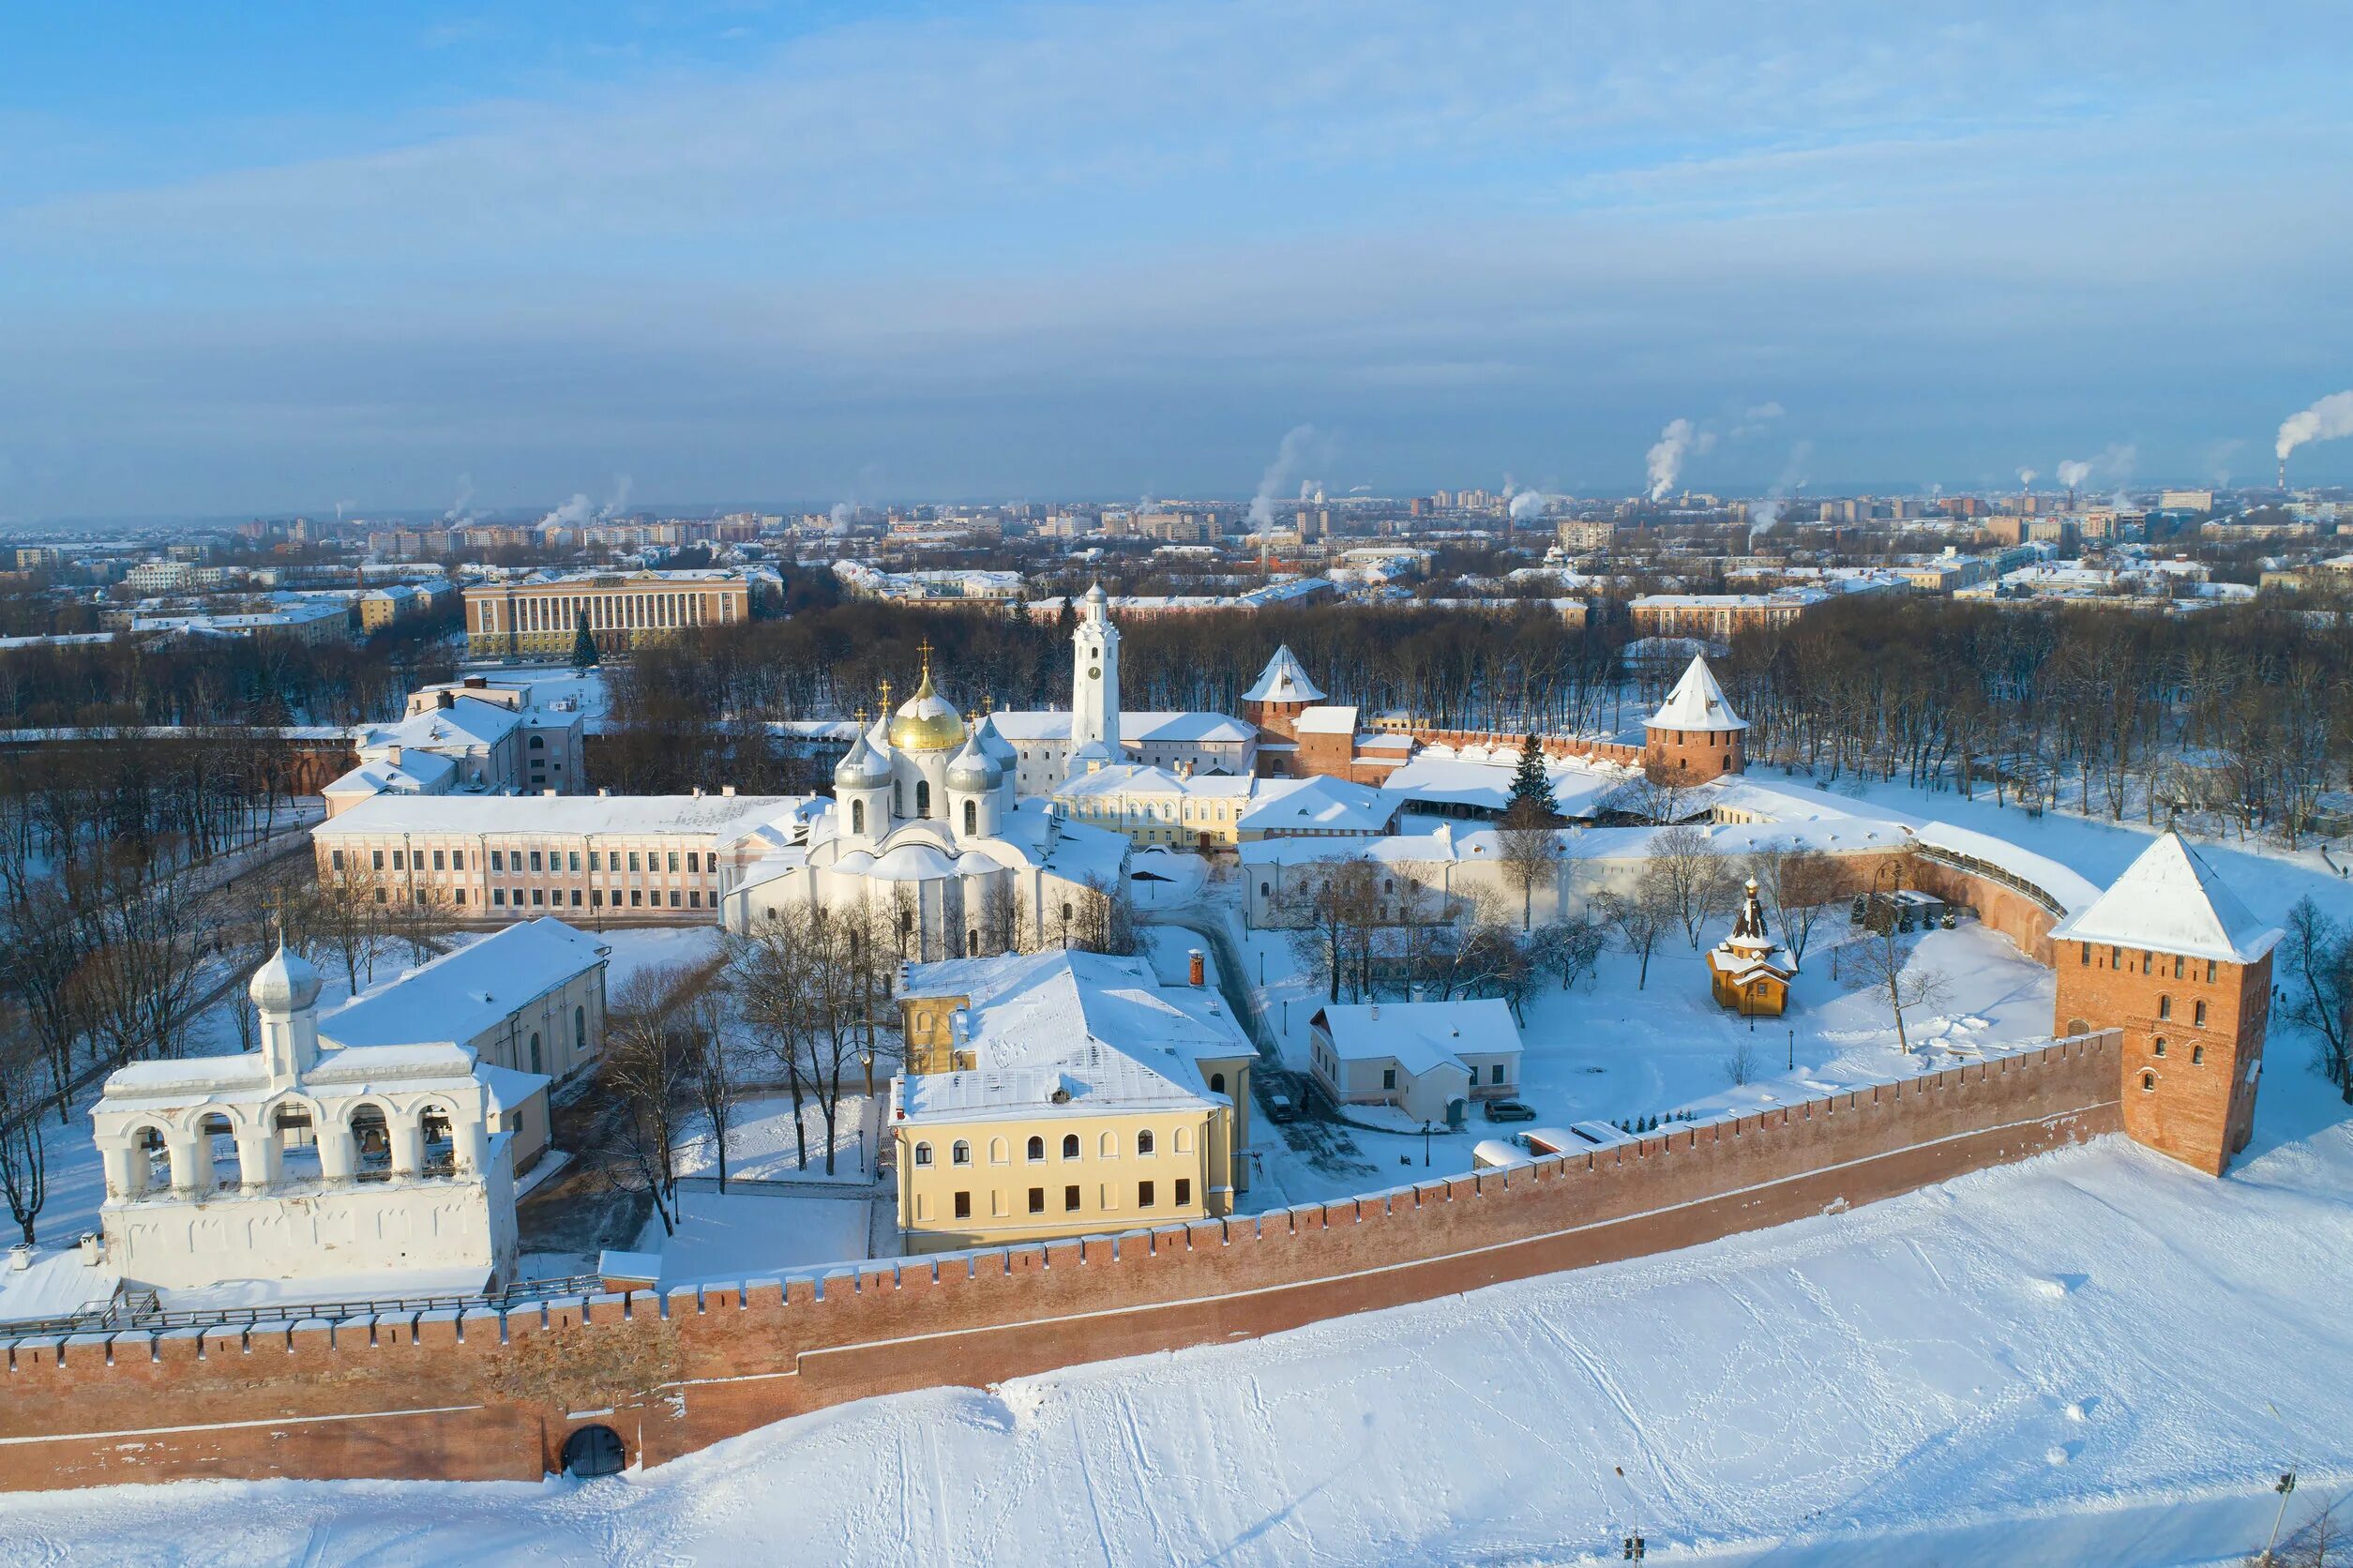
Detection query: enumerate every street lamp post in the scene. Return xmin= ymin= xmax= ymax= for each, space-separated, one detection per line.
xmin=1787 ymin=1027 xmax=1795 ymax=1072
xmin=1420 ymin=1120 xmax=1435 ymax=1167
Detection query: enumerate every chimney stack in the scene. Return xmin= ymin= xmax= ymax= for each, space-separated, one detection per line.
xmin=1187 ymin=949 xmax=1205 ymax=988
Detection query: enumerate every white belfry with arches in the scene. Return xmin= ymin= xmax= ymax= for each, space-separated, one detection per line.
xmin=90 ymin=943 xmax=519 ymax=1292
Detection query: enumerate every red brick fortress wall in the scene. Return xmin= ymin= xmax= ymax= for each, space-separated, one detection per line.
xmin=1 ymin=1034 xmax=2120 ymax=1493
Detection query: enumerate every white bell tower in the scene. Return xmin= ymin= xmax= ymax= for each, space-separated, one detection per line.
xmin=1071 ymin=582 xmax=1121 ymax=768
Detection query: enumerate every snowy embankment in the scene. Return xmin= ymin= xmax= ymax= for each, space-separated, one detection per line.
xmin=7 ymin=1072 xmax=2349 ymax=1567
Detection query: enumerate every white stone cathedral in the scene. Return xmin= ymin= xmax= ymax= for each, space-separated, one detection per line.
xmin=719 ymin=626 xmax=1133 ymax=958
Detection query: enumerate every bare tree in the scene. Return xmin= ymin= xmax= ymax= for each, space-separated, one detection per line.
xmin=306 ymin=854 xmax=388 ymax=994
xmin=2281 ymin=897 xmax=2353 ymax=1103
xmin=1594 ymin=865 xmax=1677 ymax=989
xmin=1495 ymin=797 xmax=1563 ymax=931
xmin=1653 ymin=824 xmax=1737 ymax=949
xmin=395 ymin=880 xmax=461 ymax=966
xmin=0 ymin=1014 xmax=50 ymax=1244
xmin=725 ymin=918 xmax=817 ymax=1172
xmin=2247 ymin=1499 xmax=2346 ymax=1568
xmin=1526 ymin=914 xmax=1606 ymax=992
xmin=1281 ymin=857 xmax=1379 ymax=1003
xmin=683 ymin=988 xmax=742 ymax=1192
xmin=1748 ymin=843 xmax=1842 ymax=969
xmin=1722 ymin=1038 xmax=1757 ymax=1087
xmin=600 ymin=962 xmax=701 ymax=1236
xmin=1842 ymin=922 xmax=1951 ymax=1055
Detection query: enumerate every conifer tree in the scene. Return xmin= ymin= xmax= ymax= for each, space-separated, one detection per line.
xmin=1507 ymin=731 xmax=1557 ymax=820
xmin=571 ymin=609 xmax=598 ymax=671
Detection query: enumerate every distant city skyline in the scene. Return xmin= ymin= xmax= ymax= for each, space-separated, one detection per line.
xmin=5 ymin=2 xmax=2351 ymax=522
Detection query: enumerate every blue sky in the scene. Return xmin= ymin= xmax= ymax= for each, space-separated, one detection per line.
xmin=4 ymin=2 xmax=2351 ymax=520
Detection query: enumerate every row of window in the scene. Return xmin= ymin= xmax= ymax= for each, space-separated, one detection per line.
xmin=913 ymin=1128 xmax=1184 ymax=1166
xmin=371 ymin=885 xmax=704 ymax=911
xmin=339 ymin=847 xmax=714 ymax=875
xmin=2078 ymin=942 xmax=2221 ymax=985
xmin=936 ymin=1179 xmax=1192 ymax=1221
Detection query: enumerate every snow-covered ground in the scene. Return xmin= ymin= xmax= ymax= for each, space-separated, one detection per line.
xmin=7 ymin=1059 xmax=2347 ymax=1566
xmin=673 ymin=1091 xmax=882 ymax=1185
xmin=635 ymin=1187 xmax=874 ymax=1282
xmin=8 ymin=778 xmax=2352 ymax=1563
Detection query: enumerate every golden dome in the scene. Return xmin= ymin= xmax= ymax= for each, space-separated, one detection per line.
xmin=889 ymin=667 xmax=966 ymax=751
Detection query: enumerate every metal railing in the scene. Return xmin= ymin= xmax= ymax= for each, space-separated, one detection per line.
xmin=1912 ymin=842 xmax=2068 ymax=920
xmin=0 ymin=1272 xmax=609 ymax=1340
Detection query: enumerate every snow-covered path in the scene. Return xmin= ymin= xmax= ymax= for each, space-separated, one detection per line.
xmin=7 ymin=1066 xmax=2348 ymax=1567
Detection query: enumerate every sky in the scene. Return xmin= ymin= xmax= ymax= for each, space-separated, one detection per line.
xmin=3 ymin=1 xmax=2352 ymax=522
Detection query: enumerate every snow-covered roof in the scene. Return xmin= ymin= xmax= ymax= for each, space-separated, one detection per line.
xmin=893 ymin=949 xmax=1251 ymax=1123
xmin=1382 ymin=755 xmax=1630 ymax=821
xmin=2049 ymin=832 xmax=2283 ymax=965
xmin=1292 ymin=704 xmax=1360 ymax=735
xmin=1239 ymin=775 xmax=1397 ymax=836
xmin=313 ymin=792 xmax=813 ymax=841
xmin=1646 ymin=655 xmax=1748 ymax=733
xmin=1244 ymin=645 xmax=1326 ymax=704
xmin=985 ymin=710 xmax=1250 ymax=746
xmin=1054 ymin=764 xmax=1254 ymax=801
xmin=358 ymin=696 xmax=520 ymax=753
xmin=1311 ymin=999 xmax=1521 ymax=1076
xmin=323 ymin=919 xmax=610 ymax=1051
xmin=323 ymin=752 xmax=457 ymax=799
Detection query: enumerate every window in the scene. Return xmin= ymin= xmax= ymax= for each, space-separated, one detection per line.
xmin=529 ymin=851 xmax=542 ymax=871
xmin=433 ymin=850 xmax=445 ymax=870
xmin=630 ymin=890 xmax=641 ymax=907
xmin=2207 ymin=959 xmax=2217 ymax=983
xmin=1138 ymin=1180 xmax=1155 ymax=1209
xmin=575 ymin=1005 xmax=587 ymax=1057
xmin=669 ymin=891 xmax=681 ymax=907
xmin=913 ymin=1141 xmax=932 ymax=1167
xmin=1491 ymin=1063 xmax=1505 ymax=1084
xmin=2079 ymin=942 xmax=2089 ymax=966
xmin=1137 ymin=1130 xmax=1154 ymax=1156
xmin=1028 ymin=1187 xmax=1046 ymax=1214
xmin=529 ymin=735 xmax=543 ymax=749
xmin=574 ymin=889 xmax=585 ymax=907
xmin=964 ymin=800 xmax=977 ymax=834
xmin=1174 ymin=1178 xmax=1191 ymax=1207
xmin=852 ymin=800 xmax=866 ymax=834
xmin=372 ymin=850 xmax=385 ymax=869
xmin=915 ymin=780 xmax=931 ymax=818
xmin=686 ymin=852 xmax=700 ymax=872
xmin=2153 ymin=1037 xmax=2167 ymax=1057
xmin=1209 ymin=1073 xmax=1225 ymax=1094
xmin=590 ymin=851 xmax=602 ymax=871
xmin=493 ymin=888 xmax=506 ymax=906
xmin=2142 ymin=952 xmax=2152 ymax=975
xmin=2195 ymin=1001 xmax=2208 ymax=1027
xmin=529 ymin=888 xmax=542 ymax=905
xmin=391 ymin=850 xmax=404 ymax=870
xmin=2173 ymin=954 xmax=2184 ymax=978
xmin=628 ymin=852 xmax=641 ymax=872
xmin=1027 ymin=1136 xmax=1045 ymax=1162
xmin=689 ymin=891 xmax=701 ymax=909
xmin=1064 ymin=1184 xmax=1081 ymax=1212
xmin=567 ymin=852 xmax=580 ymax=871
xmin=2158 ymin=996 xmax=2172 ymax=1020
xmin=668 ymin=852 xmax=680 ymax=872
xmin=590 ymin=890 xmax=602 ymax=906
xmin=331 ymin=849 xmax=345 ymax=869
xmin=2192 ymin=1044 xmax=2206 ymax=1064
xmin=2141 ymin=1071 xmax=2156 ymax=1091
xmin=954 ymin=1191 xmax=971 ymax=1220
xmin=490 ymin=850 xmax=503 ymax=871
xmin=454 ymin=889 xmax=466 ymax=905
xmin=1382 ymin=1067 xmax=1397 ymax=1091
xmin=529 ymin=1033 xmax=542 ymax=1074
xmin=451 ymin=850 xmax=464 ymax=870
xmin=951 ymin=1140 xmax=971 ymax=1166
xmin=1062 ymin=1134 xmax=1080 ymax=1159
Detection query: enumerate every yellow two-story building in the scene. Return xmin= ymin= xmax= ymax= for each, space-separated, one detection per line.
xmin=890 ymin=948 xmax=1256 ymax=1253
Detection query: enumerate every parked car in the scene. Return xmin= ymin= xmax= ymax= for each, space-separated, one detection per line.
xmin=1482 ymin=1099 xmax=1537 ymax=1123
xmin=1264 ymin=1091 xmax=1299 ymax=1123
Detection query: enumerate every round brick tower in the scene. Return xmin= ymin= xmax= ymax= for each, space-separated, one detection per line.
xmin=1642 ymin=654 xmax=1746 ymax=782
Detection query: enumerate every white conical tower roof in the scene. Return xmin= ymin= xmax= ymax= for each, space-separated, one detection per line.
xmin=1646 ymin=654 xmax=1746 ymax=732
xmin=1244 ymin=644 xmax=1325 ymax=704
xmin=2050 ymin=832 xmax=2282 ymax=964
